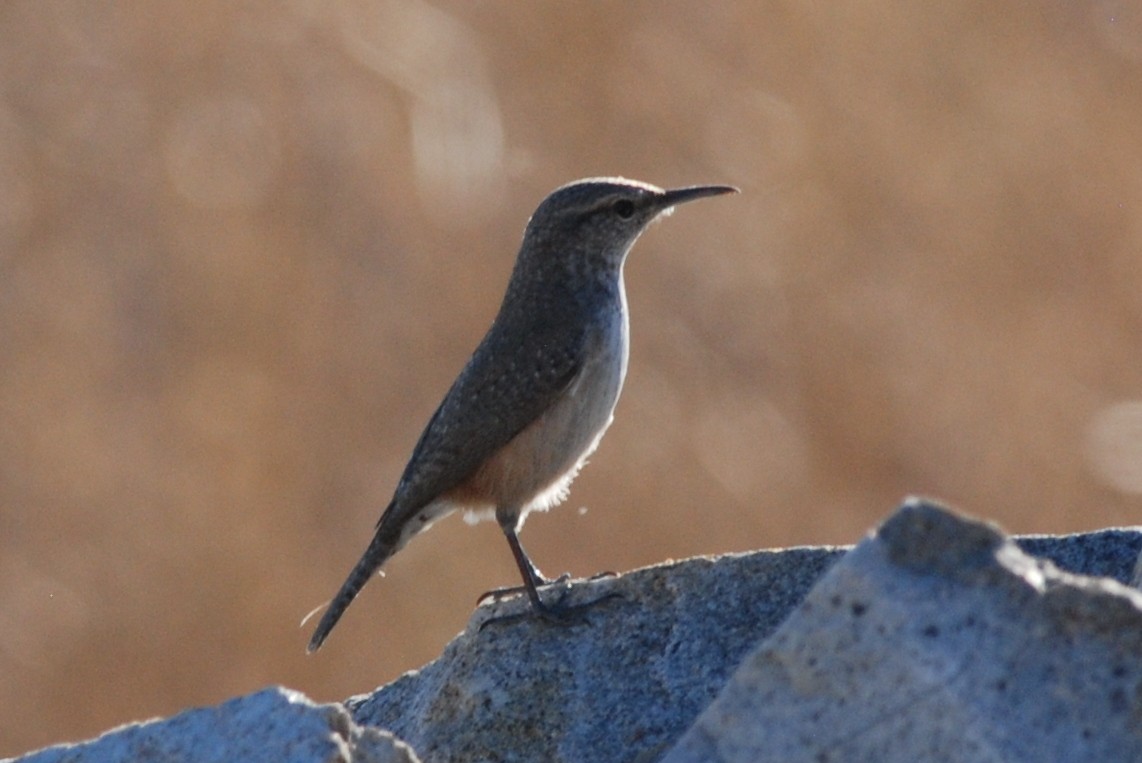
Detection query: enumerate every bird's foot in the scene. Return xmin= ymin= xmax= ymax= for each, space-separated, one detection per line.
xmin=478 ymin=587 xmax=624 ymax=632
xmin=477 ymin=572 xmax=572 ymax=605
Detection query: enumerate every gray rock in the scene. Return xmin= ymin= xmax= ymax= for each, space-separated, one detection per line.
xmin=345 ymin=507 xmax=1142 ymax=763
xmin=348 ymin=546 xmax=843 ymax=763
xmin=11 ymin=502 xmax=1142 ymax=763
xmin=662 ymin=500 xmax=1142 ymax=763
xmin=10 ymin=686 xmax=419 ymax=763
xmin=1015 ymin=528 xmax=1142 ymax=583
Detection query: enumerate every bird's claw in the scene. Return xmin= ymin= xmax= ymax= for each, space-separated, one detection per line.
xmin=477 ymin=589 xmax=624 ymax=632
xmin=477 ymin=572 xmax=572 ymax=605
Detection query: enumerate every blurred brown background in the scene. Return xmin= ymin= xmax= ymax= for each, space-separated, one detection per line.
xmin=3 ymin=0 xmax=1142 ymax=756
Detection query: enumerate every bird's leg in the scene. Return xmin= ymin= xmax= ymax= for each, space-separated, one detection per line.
xmin=478 ymin=507 xmax=564 ymax=605
xmin=477 ymin=520 xmax=570 ymax=605
xmin=478 ymin=515 xmax=622 ymax=630
xmin=504 ymin=527 xmax=570 ymax=618
xmin=477 ymin=544 xmax=570 ymax=605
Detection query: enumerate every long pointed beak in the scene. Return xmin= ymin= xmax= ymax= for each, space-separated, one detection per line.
xmin=657 ymin=184 xmax=739 ymax=210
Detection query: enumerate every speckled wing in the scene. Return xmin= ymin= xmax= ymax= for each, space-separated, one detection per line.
xmin=379 ymin=311 xmax=586 ymax=528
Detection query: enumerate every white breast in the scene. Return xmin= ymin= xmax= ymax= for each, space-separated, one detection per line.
xmin=521 ymin=287 xmax=629 ymax=515
xmin=451 ymin=279 xmax=630 ymax=528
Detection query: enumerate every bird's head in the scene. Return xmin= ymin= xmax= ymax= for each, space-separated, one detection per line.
xmin=517 ymin=177 xmax=737 ymax=279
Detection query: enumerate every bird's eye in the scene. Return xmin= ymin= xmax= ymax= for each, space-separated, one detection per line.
xmin=612 ymin=199 xmax=635 ymax=219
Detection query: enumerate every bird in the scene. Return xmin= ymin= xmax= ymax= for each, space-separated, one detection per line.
xmin=307 ymin=177 xmax=737 ymax=652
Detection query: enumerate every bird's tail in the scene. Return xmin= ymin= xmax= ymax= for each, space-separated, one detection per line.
xmin=307 ymin=527 xmax=400 ymax=653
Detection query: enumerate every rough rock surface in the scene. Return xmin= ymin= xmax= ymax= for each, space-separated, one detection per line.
xmin=345 ymin=502 xmax=1142 ymax=762
xmin=10 ymin=687 xmax=419 ymax=763
xmin=9 ymin=501 xmax=1142 ymax=763
xmin=663 ymin=500 xmax=1142 ymax=763
xmin=348 ymin=545 xmax=842 ymax=763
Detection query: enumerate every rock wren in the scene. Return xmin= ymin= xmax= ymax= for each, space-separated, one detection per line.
xmin=308 ymin=177 xmax=736 ymax=652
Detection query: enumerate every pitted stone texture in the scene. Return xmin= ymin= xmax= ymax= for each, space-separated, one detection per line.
xmin=663 ymin=500 xmax=1142 ymax=763
xmin=12 ymin=686 xmax=418 ymax=763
